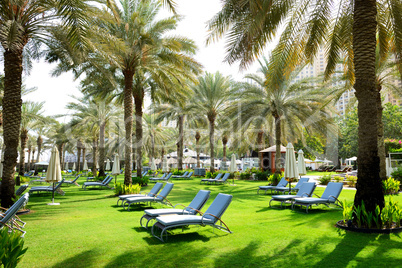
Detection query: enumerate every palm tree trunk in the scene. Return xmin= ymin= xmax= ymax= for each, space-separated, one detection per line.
xmin=134 ymin=91 xmax=144 ymax=179
xmin=177 ymin=115 xmax=184 ymax=170
xmin=376 ymin=87 xmax=386 ymax=181
xmin=123 ymin=70 xmax=133 ymax=185
xmin=76 ymin=140 xmax=81 ymax=173
xmin=57 ymin=143 xmax=64 ymax=170
xmin=27 ymin=145 xmax=32 ymax=172
xmin=209 ymin=117 xmax=215 ymax=173
xmin=31 ymin=148 xmax=36 ymax=165
xmin=257 ymin=130 xmax=264 ymax=170
xmin=92 ymin=136 xmax=98 ymax=177
xmin=36 ymin=135 xmax=43 ymax=162
xmin=274 ymin=115 xmax=282 ymax=174
xmin=353 ymin=0 xmax=384 ymax=212
xmin=99 ymin=121 xmax=106 ymax=177
xmin=1 ymin=49 xmax=23 ymax=208
xmin=222 ymin=135 xmax=228 ymax=163
xmin=19 ymin=129 xmax=28 ymax=175
xmin=195 ymin=131 xmax=200 ymax=168
xmin=82 ymin=147 xmax=86 ymax=168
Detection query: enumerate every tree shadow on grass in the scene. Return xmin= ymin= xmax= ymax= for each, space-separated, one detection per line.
xmin=52 ymin=250 xmax=99 ymax=268
xmin=104 ymin=241 xmax=210 ymax=267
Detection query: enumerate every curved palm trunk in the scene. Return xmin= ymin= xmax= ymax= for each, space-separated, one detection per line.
xmin=134 ymin=91 xmax=144 ymax=179
xmin=195 ymin=132 xmax=201 ymax=168
xmin=99 ymin=121 xmax=106 ymax=177
xmin=19 ymin=129 xmax=28 ymax=175
xmin=208 ymin=117 xmax=215 ymax=173
xmin=123 ymin=70 xmax=133 ymax=185
xmin=31 ymin=148 xmax=36 ymax=165
xmin=36 ymin=136 xmax=43 ymax=162
xmin=222 ymin=135 xmax=228 ymax=163
xmin=92 ymin=137 xmax=98 ymax=177
xmin=257 ymin=130 xmax=264 ymax=170
xmin=76 ymin=140 xmax=82 ymax=173
xmin=353 ymin=0 xmax=384 ymax=212
xmin=82 ymin=147 xmax=86 ymax=169
xmin=1 ymin=49 xmax=23 ymax=207
xmin=274 ymin=115 xmax=282 ymax=174
xmin=57 ymin=143 xmax=64 ymax=170
xmin=177 ymin=115 xmax=184 ymax=170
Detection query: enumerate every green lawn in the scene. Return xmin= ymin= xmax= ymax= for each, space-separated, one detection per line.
xmin=306 ymin=171 xmax=337 ymax=176
xmin=18 ymin=176 xmax=402 ymax=267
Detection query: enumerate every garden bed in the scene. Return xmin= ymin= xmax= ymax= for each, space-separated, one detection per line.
xmin=336 ymin=220 xmax=402 ymax=234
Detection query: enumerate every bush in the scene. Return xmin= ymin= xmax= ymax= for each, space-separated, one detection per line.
xmin=384 ymin=138 xmax=402 ymax=155
xmin=319 ymin=175 xmax=331 ymax=185
xmin=19 ymin=176 xmax=30 ymax=183
xmin=254 ymin=170 xmax=271 ymax=181
xmin=0 ymin=228 xmax=28 ymax=268
xmin=345 ymin=175 xmax=357 ymax=187
xmin=170 ymin=168 xmax=186 ymax=176
xmin=383 ymin=177 xmax=400 ymax=195
xmin=333 ymin=176 xmax=344 ymax=183
xmin=267 ymin=172 xmax=283 ymax=185
xmin=114 ymin=182 xmax=141 ymax=196
xmin=391 ymin=166 xmax=402 ymax=183
xmin=132 ymin=176 xmax=149 ymax=186
xmin=87 ymin=171 xmax=94 ymax=177
xmin=239 ymin=172 xmax=252 ymax=180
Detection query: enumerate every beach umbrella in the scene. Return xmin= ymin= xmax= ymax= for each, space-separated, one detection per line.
xmin=284 ymin=143 xmax=299 ymax=193
xmin=72 ymin=162 xmax=76 ymax=171
xmin=96 ymin=161 xmax=99 ymax=169
xmin=297 ymin=150 xmax=307 ymax=178
xmin=229 ymin=154 xmax=238 ymax=185
xmin=45 ymin=146 xmax=62 ymax=205
xmin=111 ymin=154 xmax=120 ymax=185
xmin=162 ymin=155 xmax=169 ymax=172
xmin=83 ymin=160 xmax=88 ymax=171
xmin=106 ymin=159 xmax=111 ymax=171
xmin=65 ymin=162 xmax=69 ymax=171
xmin=150 ymin=158 xmax=156 ymax=171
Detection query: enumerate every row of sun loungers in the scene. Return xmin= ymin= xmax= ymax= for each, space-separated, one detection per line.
xmin=259 ymin=178 xmax=343 ymax=213
xmin=115 ymin=182 xmax=233 ymax=242
xmin=0 ymin=193 xmax=30 ymax=237
xmin=200 ymin=173 xmax=230 ymax=184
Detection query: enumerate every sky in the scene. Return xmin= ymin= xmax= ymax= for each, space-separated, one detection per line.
xmin=23 ymin=0 xmax=274 ymax=120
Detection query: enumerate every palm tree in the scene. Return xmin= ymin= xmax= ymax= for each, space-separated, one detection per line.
xmin=46 ymin=121 xmax=69 ymax=170
xmin=88 ymin=0 xmax=201 ymax=184
xmin=19 ymin=101 xmax=46 ymax=175
xmin=191 ymin=72 xmax=235 ymax=173
xmin=142 ymin=113 xmax=170 ymax=164
xmin=231 ymin=59 xmax=333 ymax=173
xmin=0 ymin=0 xmax=97 ymax=207
xmin=207 ymin=0 xmax=402 ymax=212
xmin=66 ymin=96 xmax=121 ymax=177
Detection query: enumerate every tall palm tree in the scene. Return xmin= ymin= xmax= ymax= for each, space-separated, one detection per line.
xmin=142 ymin=113 xmax=169 ymax=163
xmin=207 ymin=0 xmax=402 ymax=212
xmin=19 ymin=101 xmax=46 ymax=175
xmin=89 ymin=0 xmax=201 ymax=184
xmin=0 ymin=0 xmax=98 ymax=207
xmin=190 ymin=72 xmax=235 ymax=173
xmin=66 ymin=96 xmax=120 ymax=177
xmin=230 ymin=59 xmax=333 ymax=173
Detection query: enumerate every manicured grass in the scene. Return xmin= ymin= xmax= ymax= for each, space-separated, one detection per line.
xmin=18 ymin=176 xmax=402 ymax=267
xmin=307 ymin=171 xmax=337 ymax=176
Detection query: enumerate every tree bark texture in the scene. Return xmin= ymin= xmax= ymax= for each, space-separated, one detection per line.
xmin=92 ymin=137 xmax=98 ymax=177
xmin=36 ymin=135 xmax=43 ymax=162
xmin=353 ymin=0 xmax=385 ymax=212
xmin=1 ymin=49 xmax=23 ymax=207
xmin=123 ymin=70 xmax=133 ymax=185
xmin=257 ymin=130 xmax=264 ymax=170
xmin=99 ymin=121 xmax=106 ymax=177
xmin=195 ymin=131 xmax=200 ymax=168
xmin=27 ymin=145 xmax=31 ymax=172
xmin=274 ymin=115 xmax=282 ymax=174
xmin=177 ymin=115 xmax=184 ymax=170
xmin=209 ymin=117 xmax=215 ymax=173
xmin=134 ymin=90 xmax=144 ymax=180
xmin=19 ymin=129 xmax=28 ymax=175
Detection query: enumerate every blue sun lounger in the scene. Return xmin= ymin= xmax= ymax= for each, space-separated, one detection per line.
xmin=269 ymin=182 xmax=316 ymax=208
xmin=257 ymin=177 xmax=288 ymax=194
xmin=122 ymin=183 xmax=174 ymax=211
xmin=292 ymin=182 xmax=343 ymax=213
xmin=117 ymin=182 xmax=163 ymax=206
xmin=140 ymin=190 xmax=211 ymax=229
xmin=151 ymin=193 xmax=233 ymax=242
xmin=0 ymin=193 xmax=29 ymax=237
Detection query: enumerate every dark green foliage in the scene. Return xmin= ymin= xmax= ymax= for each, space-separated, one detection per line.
xmin=0 ymin=228 xmax=28 ymax=268
xmin=391 ymin=166 xmax=402 ymax=182
xmin=254 ymin=170 xmax=271 ymax=181
xmin=114 ymin=182 xmax=141 ymax=196
xmin=239 ymin=172 xmax=252 ymax=180
xmin=319 ymin=175 xmax=332 ymax=185
xmin=131 ymin=176 xmax=149 ymax=186
xmin=267 ymin=172 xmax=282 ymax=185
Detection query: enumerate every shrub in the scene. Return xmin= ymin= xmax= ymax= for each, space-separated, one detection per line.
xmin=267 ymin=172 xmax=283 ymax=185
xmin=114 ymin=182 xmax=141 ymax=196
xmin=333 ymin=176 xmax=344 ymax=183
xmin=383 ymin=177 xmax=400 ymax=195
xmin=319 ymin=175 xmax=331 ymax=185
xmin=132 ymin=176 xmax=149 ymax=186
xmin=19 ymin=176 xmax=30 ymax=183
xmin=239 ymin=172 xmax=252 ymax=180
xmin=391 ymin=166 xmax=402 ymax=183
xmin=254 ymin=170 xmax=271 ymax=181
xmin=384 ymin=138 xmax=402 ymax=155
xmin=170 ymin=168 xmax=185 ymax=176
xmin=0 ymin=228 xmax=28 ymax=268
xmin=345 ymin=175 xmax=357 ymax=187
xmin=87 ymin=171 xmax=94 ymax=177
